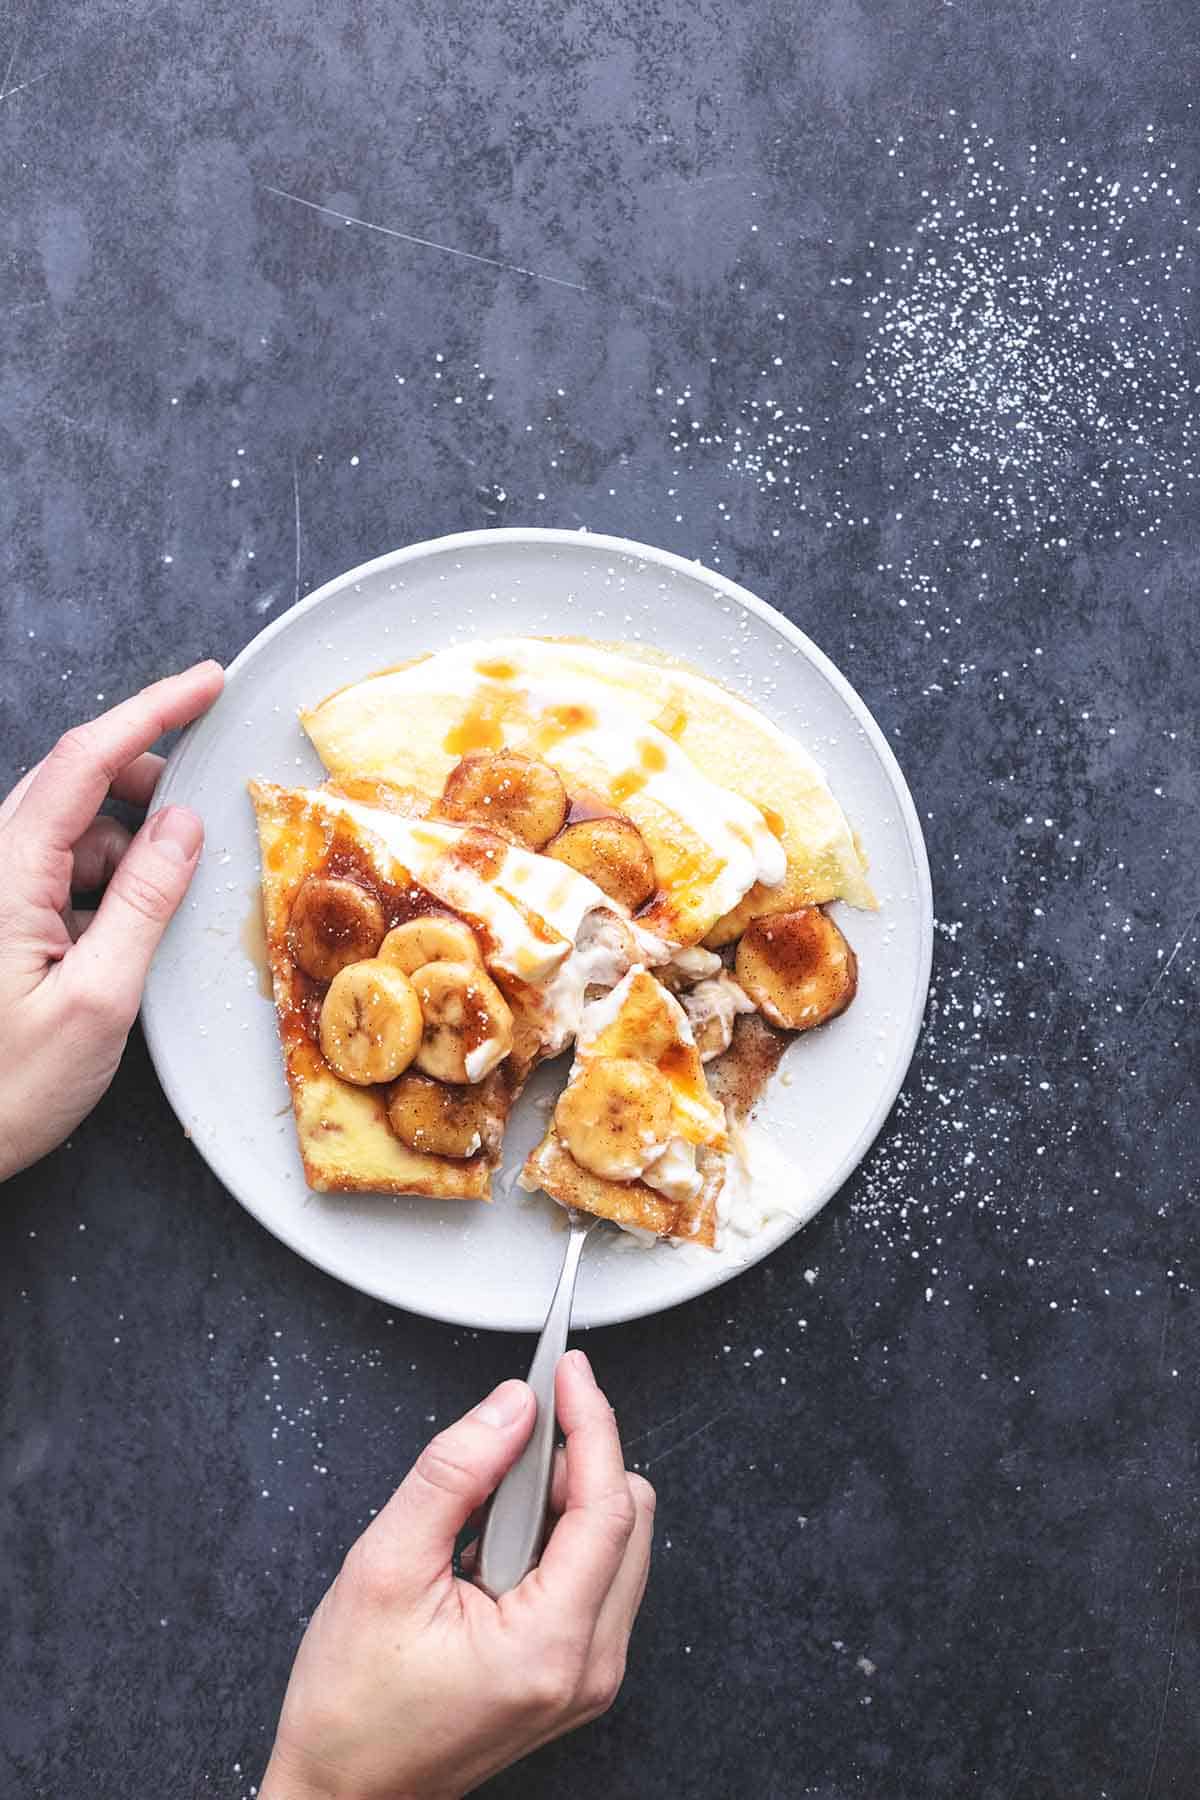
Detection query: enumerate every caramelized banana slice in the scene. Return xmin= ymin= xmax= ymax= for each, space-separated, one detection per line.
xmin=555 ymin=1056 xmax=673 ymax=1182
xmin=386 ymin=1069 xmax=501 ymax=1159
xmin=734 ymin=907 xmax=858 ymax=1031
xmin=319 ymin=959 xmax=423 ymax=1085
xmin=413 ymin=959 xmax=515 ymax=1084
xmin=287 ymin=876 xmax=386 ymax=982
xmin=545 ymin=816 xmax=656 ymax=912
xmin=441 ymin=750 xmax=568 ymax=849
xmin=378 ymin=915 xmax=481 ymax=976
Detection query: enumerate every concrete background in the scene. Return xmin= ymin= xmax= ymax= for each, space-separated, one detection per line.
xmin=2 ymin=1 xmax=1198 ymax=1794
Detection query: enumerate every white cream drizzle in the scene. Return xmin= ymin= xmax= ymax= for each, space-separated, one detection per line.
xmin=331 ymin=639 xmax=786 ymax=929
xmin=307 ymin=791 xmax=662 ymax=1051
xmin=514 ymin=674 xmax=786 ymax=917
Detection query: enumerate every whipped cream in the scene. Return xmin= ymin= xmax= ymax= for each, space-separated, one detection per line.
xmin=574 ymin=965 xmax=645 ymax=1051
xmin=642 ymin=1135 xmax=702 ymax=1203
xmin=663 ymin=945 xmax=724 ymax=986
xmin=464 ymin=1038 xmax=504 ymax=1083
xmin=717 ymin=1116 xmax=821 ymax=1241
xmin=534 ymin=912 xmax=640 ymax=1054
xmin=682 ymin=973 xmax=757 ymax=1062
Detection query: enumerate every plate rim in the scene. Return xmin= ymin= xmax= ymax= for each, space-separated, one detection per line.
xmin=143 ymin=526 xmax=934 ymax=1330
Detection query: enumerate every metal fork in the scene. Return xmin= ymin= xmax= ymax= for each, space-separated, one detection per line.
xmin=476 ymin=1210 xmax=597 ymax=1598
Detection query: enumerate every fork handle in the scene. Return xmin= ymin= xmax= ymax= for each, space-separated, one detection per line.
xmin=476 ymin=1215 xmax=593 ymax=1597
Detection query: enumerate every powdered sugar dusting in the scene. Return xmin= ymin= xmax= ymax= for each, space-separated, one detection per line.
xmin=673 ymin=121 xmax=1200 ymax=584
xmin=661 ymin=119 xmax=1200 ymax=1290
xmin=858 ymin=122 xmax=1199 ymax=547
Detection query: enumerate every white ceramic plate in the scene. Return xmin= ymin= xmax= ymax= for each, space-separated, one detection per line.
xmin=142 ymin=528 xmax=932 ymax=1331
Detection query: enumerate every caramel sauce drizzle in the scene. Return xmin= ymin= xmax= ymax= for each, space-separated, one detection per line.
xmin=285 ymin=829 xmax=478 ymax=1055
xmin=443 ymin=688 xmax=509 ymax=756
xmin=610 ymin=769 xmax=646 ymax=806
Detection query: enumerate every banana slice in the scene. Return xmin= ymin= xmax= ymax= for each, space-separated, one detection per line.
xmin=386 ymin=1069 xmax=501 ymax=1159
xmin=545 ymin=816 xmax=657 ymax=912
xmin=287 ymin=875 xmax=386 ymax=982
xmin=378 ymin=915 xmax=482 ymax=976
xmin=413 ymin=959 xmax=515 ymax=1084
xmin=318 ymin=959 xmax=424 ymax=1085
xmin=441 ymin=750 xmax=568 ymax=849
xmin=734 ymin=907 xmax=858 ymax=1031
xmin=554 ymin=1056 xmax=673 ymax=1181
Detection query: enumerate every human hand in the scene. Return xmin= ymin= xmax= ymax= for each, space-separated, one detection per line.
xmin=0 ymin=661 xmax=224 ymax=1180
xmin=260 ymin=1350 xmax=655 ymax=1800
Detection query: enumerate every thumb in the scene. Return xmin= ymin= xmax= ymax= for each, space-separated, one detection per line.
xmin=66 ymin=805 xmax=204 ymax=1026
xmin=370 ymin=1381 xmax=535 ymax=1595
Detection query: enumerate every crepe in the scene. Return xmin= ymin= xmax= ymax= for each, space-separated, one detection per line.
xmin=253 ymin=634 xmax=869 ymax=1244
xmin=252 ymin=780 xmax=499 ymax=1197
xmin=521 ymin=968 xmax=728 ymax=1245
xmin=250 ymin=778 xmax=651 ymax=1198
xmin=301 ymin=637 xmax=875 ymax=948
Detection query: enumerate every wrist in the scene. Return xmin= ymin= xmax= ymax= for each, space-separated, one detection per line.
xmin=259 ymin=1748 xmax=430 ymax=1800
xmin=258 ymin=1751 xmax=338 ymax=1800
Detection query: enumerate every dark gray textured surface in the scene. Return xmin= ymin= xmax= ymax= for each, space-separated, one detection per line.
xmin=2 ymin=1 xmax=1199 ymax=1795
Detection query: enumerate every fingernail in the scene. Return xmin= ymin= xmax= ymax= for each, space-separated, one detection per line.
xmin=150 ymin=806 xmax=204 ymax=865
xmin=474 ymin=1380 xmax=530 ymax=1429
xmin=564 ymin=1349 xmax=597 ymax=1387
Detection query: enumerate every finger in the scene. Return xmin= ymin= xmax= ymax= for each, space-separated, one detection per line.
xmin=71 ymin=817 xmax=133 ymax=892
xmin=548 ymin=1447 xmax=568 ymax=1515
xmin=592 ymin=1473 xmax=655 ymax=1648
xmin=531 ymin=1352 xmax=637 ymax=1617
xmin=544 ymin=1454 xmax=651 ymax=1624
xmin=61 ymin=806 xmax=204 ymax=1028
xmin=1 ymin=748 xmax=167 ymax=834
xmin=13 ymin=662 xmax=223 ymax=851
xmin=110 ymin=751 xmax=166 ymax=810
xmin=362 ymin=1381 xmax=535 ymax=1598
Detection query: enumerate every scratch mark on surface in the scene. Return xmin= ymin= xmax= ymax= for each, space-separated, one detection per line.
xmin=0 ymin=30 xmax=20 ymax=101
xmin=623 ymin=1401 xmax=705 ymax=1454
xmin=291 ymin=459 xmax=301 ymax=609
xmin=263 ymin=184 xmax=593 ymax=295
xmin=1129 ymin=898 xmax=1199 ymax=1030
xmin=0 ymin=62 xmax=63 ymax=102
xmin=1142 ymin=1564 xmax=1184 ymax=1799
xmin=644 ymin=1408 xmax=731 ymax=1470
